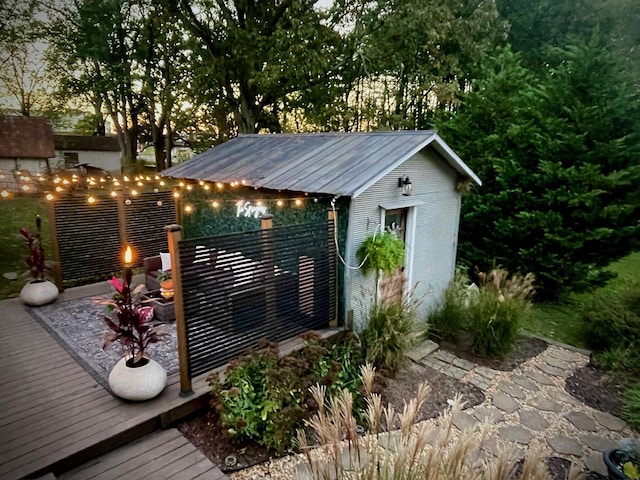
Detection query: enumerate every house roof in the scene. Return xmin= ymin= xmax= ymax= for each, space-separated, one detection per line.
xmin=0 ymin=116 xmax=55 ymax=159
xmin=54 ymin=134 xmax=121 ymax=152
xmin=162 ymin=131 xmax=481 ymax=197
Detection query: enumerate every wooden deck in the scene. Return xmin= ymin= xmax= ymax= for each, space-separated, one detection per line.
xmin=58 ymin=429 xmax=226 ymax=480
xmin=0 ymin=278 xmax=339 ymax=479
xmin=0 ymin=280 xmax=217 ymax=480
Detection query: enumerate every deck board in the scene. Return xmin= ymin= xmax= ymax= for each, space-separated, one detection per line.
xmin=59 ymin=429 xmax=225 ymax=480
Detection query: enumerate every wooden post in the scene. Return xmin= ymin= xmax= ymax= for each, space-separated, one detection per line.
xmin=116 ymin=189 xmax=128 ymax=251
xmin=174 ymin=189 xmax=182 ymax=226
xmin=328 ymin=210 xmax=338 ymax=327
xmin=260 ymin=214 xmax=277 ymax=323
xmin=46 ymin=199 xmax=64 ymax=291
xmin=166 ymin=224 xmax=192 ymax=396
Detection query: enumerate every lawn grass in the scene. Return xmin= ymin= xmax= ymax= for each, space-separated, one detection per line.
xmin=523 ymin=252 xmax=640 ymax=348
xmin=0 ymin=196 xmax=53 ymax=299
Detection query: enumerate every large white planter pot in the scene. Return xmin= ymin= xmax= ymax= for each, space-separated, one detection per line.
xmin=20 ymin=279 xmax=59 ymax=306
xmin=108 ymin=357 xmax=167 ymax=401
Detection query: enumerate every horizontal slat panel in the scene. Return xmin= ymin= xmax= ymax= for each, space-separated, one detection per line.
xmin=179 ymin=219 xmax=336 ymax=378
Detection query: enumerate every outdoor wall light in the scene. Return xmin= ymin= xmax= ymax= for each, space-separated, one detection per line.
xmin=398 ymin=176 xmax=413 ymax=196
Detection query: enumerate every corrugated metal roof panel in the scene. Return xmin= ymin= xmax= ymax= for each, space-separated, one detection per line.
xmin=163 ymin=131 xmax=480 ymax=197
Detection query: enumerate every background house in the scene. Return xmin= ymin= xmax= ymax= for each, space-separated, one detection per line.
xmin=163 ymin=131 xmax=481 ymax=327
xmin=54 ymin=134 xmax=121 ymax=173
xmin=0 ymin=115 xmax=55 ymax=173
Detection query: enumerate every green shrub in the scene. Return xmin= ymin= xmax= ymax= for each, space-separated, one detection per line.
xmin=360 ymin=297 xmax=417 ymax=373
xmin=623 ymin=381 xmax=640 ymax=431
xmin=356 ymin=232 xmax=405 ymax=276
xmin=209 ymin=334 xmax=365 ymax=453
xmin=427 ymin=273 xmax=468 ymax=342
xmin=582 ymin=294 xmax=640 ymax=352
xmin=593 ymin=345 xmax=640 ymax=380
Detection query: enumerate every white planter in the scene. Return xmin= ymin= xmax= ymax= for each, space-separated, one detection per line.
xmin=20 ymin=279 xmax=59 ymax=306
xmin=108 ymin=356 xmax=167 ymax=401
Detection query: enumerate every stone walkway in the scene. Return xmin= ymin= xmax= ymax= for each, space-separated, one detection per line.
xmin=413 ymin=339 xmax=631 ymax=476
xmin=231 ymin=339 xmax=634 ymax=479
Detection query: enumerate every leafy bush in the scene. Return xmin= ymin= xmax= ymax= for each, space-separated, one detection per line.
xmin=427 ymin=273 xmax=469 ymax=342
xmin=582 ymin=289 xmax=640 ymax=352
xmin=623 ymin=382 xmax=640 ymax=431
xmin=356 ymin=232 xmax=405 ymax=277
xmin=209 ymin=333 xmax=364 ymax=453
xmin=593 ymin=345 xmax=640 ymax=380
xmin=360 ymin=297 xmax=417 ymax=373
xmin=427 ymin=269 xmax=534 ymax=358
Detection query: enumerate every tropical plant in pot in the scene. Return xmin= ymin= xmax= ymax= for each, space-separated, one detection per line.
xmin=19 ymin=215 xmax=58 ymax=306
xmin=156 ymin=269 xmax=173 ymax=296
xmin=604 ymin=438 xmax=640 ymax=479
xmin=102 ymin=266 xmax=170 ymax=401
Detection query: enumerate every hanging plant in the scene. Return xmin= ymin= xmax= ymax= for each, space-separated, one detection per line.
xmin=356 ymin=232 xmax=405 ymax=277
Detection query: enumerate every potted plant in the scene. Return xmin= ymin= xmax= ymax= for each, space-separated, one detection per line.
xmin=19 ymin=215 xmax=58 ymax=306
xmin=156 ymin=269 xmax=173 ymax=295
xmin=604 ymin=438 xmax=640 ymax=479
xmin=102 ymin=267 xmax=170 ymax=401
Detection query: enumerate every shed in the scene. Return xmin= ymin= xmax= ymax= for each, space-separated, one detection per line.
xmin=0 ymin=115 xmax=55 ymax=173
xmin=53 ymin=134 xmax=121 ymax=173
xmin=163 ymin=131 xmax=481 ymax=327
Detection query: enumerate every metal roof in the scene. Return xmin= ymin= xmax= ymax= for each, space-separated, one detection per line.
xmin=163 ymin=131 xmax=481 ymax=197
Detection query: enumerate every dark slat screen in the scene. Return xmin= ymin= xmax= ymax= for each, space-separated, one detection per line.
xmin=54 ymin=196 xmax=121 ymax=284
xmin=179 ymin=219 xmax=336 ymax=378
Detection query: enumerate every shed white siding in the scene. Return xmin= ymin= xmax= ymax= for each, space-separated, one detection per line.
xmin=53 ymin=150 xmax=121 ymax=173
xmin=345 ymin=149 xmax=461 ymax=330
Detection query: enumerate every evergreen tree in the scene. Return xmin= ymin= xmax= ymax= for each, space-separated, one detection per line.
xmin=440 ymin=44 xmax=640 ymax=299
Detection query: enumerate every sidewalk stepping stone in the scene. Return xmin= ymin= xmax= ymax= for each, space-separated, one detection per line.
xmin=564 ymin=411 xmax=598 ymax=431
xmin=469 ymin=376 xmax=491 ymax=391
xmin=492 ymin=391 xmax=519 ymax=413
xmin=581 ymin=434 xmax=616 ymax=452
xmin=498 ymin=425 xmax=533 ymax=445
xmin=593 ymin=411 xmax=627 ymax=432
xmin=548 ymin=435 xmax=583 ymax=456
xmin=453 ymin=357 xmax=476 ymax=370
xmin=553 ymin=391 xmax=581 ymax=406
xmin=442 ymin=365 xmax=467 ymax=380
xmin=537 ymin=362 xmax=566 ymax=377
xmin=472 ymin=406 xmax=505 ymax=423
xmin=511 ymin=375 xmax=539 ymax=392
xmin=420 ymin=357 xmax=448 ymax=372
xmin=584 ymin=452 xmax=608 ymax=476
xmin=518 ymin=410 xmax=549 ymax=431
xmin=547 ymin=348 xmax=585 ymax=364
xmin=475 ymin=366 xmax=499 ymax=380
xmin=541 ymin=355 xmax=569 ymax=369
xmin=452 ymin=411 xmax=477 ymax=432
xmin=527 ymin=397 xmax=563 ymax=412
xmin=497 ymin=381 xmax=526 ymax=399
xmin=433 ymin=350 xmax=458 ymax=363
xmin=408 ymin=339 xmax=438 ymax=362
xmin=523 ymin=370 xmax=556 ymax=386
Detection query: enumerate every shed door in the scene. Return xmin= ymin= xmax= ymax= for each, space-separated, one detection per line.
xmin=380 ymin=208 xmax=407 ymax=304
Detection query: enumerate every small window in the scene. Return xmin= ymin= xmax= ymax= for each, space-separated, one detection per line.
xmin=63 ymin=152 xmax=79 ymax=168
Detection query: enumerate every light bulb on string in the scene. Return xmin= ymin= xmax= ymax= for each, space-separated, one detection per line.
xmin=184 ymin=204 xmax=194 ymax=213
xmin=276 ymin=200 xmax=283 ymax=207
xmin=46 ymin=193 xmax=54 ymax=201
xmin=295 ymin=199 xmax=302 ymax=206
xmin=216 ymin=183 xmax=223 ymax=190
xmin=110 ymin=191 xmax=118 ymax=197
xmin=56 ymin=186 xmax=64 ymax=192
xmin=131 ymin=189 xmax=138 ymax=196
xmin=159 ymin=180 xmax=165 ymax=186
xmin=87 ymin=196 xmax=96 ymax=204
xmin=211 ymin=200 xmax=220 ymax=208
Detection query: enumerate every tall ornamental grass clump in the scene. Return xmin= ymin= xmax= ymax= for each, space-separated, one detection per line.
xmin=360 ymin=295 xmax=417 ymax=374
xmin=427 ymin=269 xmax=535 ymax=358
xmin=298 ymin=364 xmax=579 ymax=480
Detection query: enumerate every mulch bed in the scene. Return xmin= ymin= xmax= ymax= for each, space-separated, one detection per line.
xmin=565 ymin=362 xmax=625 ymax=418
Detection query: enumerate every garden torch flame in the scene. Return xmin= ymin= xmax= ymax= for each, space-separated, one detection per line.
xmin=124 ymin=245 xmax=133 ymax=265
xmin=123 ymin=245 xmax=133 ymax=286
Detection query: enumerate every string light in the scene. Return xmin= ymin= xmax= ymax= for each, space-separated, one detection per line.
xmin=295 ymin=199 xmax=302 ymax=206
xmin=159 ymin=180 xmax=165 ymax=186
xmin=130 ymin=189 xmax=138 ymax=196
xmin=1 ymin=191 xmax=9 ymax=198
xmin=110 ymin=191 xmax=118 ymax=197
xmin=137 ymin=181 xmax=143 ymax=187
xmin=62 ymin=179 xmax=69 ymax=185
xmin=211 ymin=200 xmax=220 ymax=208
xmin=173 ymin=191 xmax=180 ymax=198
xmin=56 ymin=186 xmax=64 ymax=192
xmin=87 ymin=196 xmax=96 ymax=204
xmin=184 ymin=204 xmax=193 ymax=213
xmin=203 ymin=184 xmax=210 ymax=191
xmin=216 ymin=183 xmax=223 ymax=189
xmin=21 ymin=185 xmax=30 ymax=191
xmin=186 ymin=185 xmax=193 ymax=191
xmin=46 ymin=193 xmax=54 ymax=201
xmin=125 ymin=199 xmax=131 ymax=205
xmin=276 ymin=200 xmax=283 ymax=207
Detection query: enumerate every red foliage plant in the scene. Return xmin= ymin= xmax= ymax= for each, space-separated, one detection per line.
xmin=19 ymin=215 xmax=50 ymax=281
xmin=102 ymin=269 xmax=169 ymax=368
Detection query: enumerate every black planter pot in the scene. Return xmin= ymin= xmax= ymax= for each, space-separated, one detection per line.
xmin=603 ymin=449 xmax=630 ymax=479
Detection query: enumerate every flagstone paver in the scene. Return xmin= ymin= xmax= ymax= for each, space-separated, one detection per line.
xmin=442 ymin=365 xmax=467 ymax=380
xmin=511 ymin=374 xmax=539 ymax=391
xmin=553 ymin=391 xmax=582 ymax=407
xmin=518 ymin=410 xmax=549 ymax=431
xmin=452 ymin=411 xmax=477 ymax=432
xmin=541 ymin=355 xmax=570 ymax=369
xmin=522 ymin=369 xmax=557 ymax=386
xmin=564 ymin=411 xmax=598 ymax=431
xmin=407 ymin=339 xmax=438 ymax=362
xmin=584 ymin=452 xmax=608 ymax=476
xmin=492 ymin=391 xmax=520 ymax=413
xmin=537 ymin=362 xmax=567 ymax=377
xmin=527 ymin=397 xmax=564 ymax=412
xmin=472 ymin=406 xmax=505 ymax=423
xmin=499 ymin=425 xmax=533 ymax=445
xmin=548 ymin=436 xmax=584 ymax=456
xmin=581 ymin=434 xmax=616 ymax=452
xmin=593 ymin=411 xmax=627 ymax=432
xmin=497 ymin=381 xmax=526 ymax=399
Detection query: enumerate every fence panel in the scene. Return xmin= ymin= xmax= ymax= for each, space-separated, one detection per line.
xmin=124 ymin=191 xmax=176 ymax=267
xmin=52 ymin=195 xmax=121 ymax=285
xmin=179 ymin=219 xmax=336 ymax=378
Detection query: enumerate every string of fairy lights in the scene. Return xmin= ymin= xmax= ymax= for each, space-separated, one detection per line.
xmin=0 ymin=170 xmax=319 ymax=214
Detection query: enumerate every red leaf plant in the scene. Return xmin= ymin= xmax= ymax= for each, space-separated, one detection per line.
xmin=19 ymin=215 xmax=53 ymax=281
xmin=102 ymin=268 xmax=169 ymax=368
